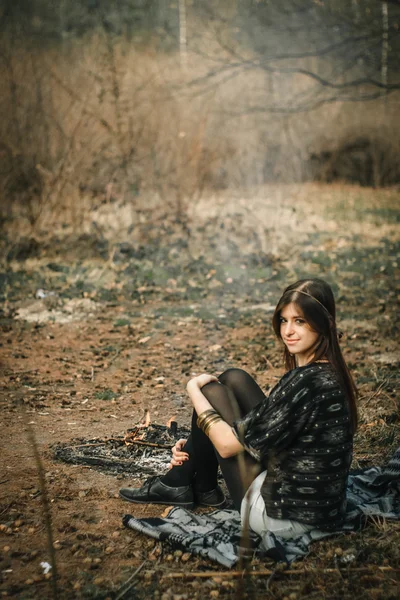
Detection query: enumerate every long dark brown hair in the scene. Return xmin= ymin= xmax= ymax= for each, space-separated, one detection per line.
xmin=272 ymin=278 xmax=358 ymax=433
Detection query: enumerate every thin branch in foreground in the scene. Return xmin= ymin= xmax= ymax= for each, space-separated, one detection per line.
xmin=23 ymin=412 xmax=58 ymax=599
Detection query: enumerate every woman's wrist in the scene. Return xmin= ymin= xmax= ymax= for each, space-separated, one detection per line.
xmin=186 ymin=378 xmax=198 ymax=393
xmin=187 ymin=373 xmax=219 ymax=393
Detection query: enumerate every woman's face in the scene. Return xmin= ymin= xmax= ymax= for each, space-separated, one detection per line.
xmin=279 ymin=302 xmax=320 ymax=366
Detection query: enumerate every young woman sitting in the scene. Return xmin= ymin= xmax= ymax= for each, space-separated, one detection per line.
xmin=119 ymin=278 xmax=357 ymax=539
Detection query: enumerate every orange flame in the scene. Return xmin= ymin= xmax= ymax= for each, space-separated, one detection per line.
xmin=166 ymin=415 xmax=176 ymax=428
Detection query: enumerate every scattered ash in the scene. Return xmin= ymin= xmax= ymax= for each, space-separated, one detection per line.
xmin=53 ymin=422 xmax=191 ymax=477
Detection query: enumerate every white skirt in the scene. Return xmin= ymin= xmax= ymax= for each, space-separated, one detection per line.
xmin=240 ymin=470 xmax=314 ymax=539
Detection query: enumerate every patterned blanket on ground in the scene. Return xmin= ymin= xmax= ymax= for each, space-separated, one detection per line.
xmin=123 ymin=448 xmax=400 ymax=568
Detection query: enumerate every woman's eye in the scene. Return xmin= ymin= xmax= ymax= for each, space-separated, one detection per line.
xmin=296 ymin=319 xmax=305 ymax=324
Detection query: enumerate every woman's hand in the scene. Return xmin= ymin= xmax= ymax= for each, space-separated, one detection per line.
xmin=186 ymin=373 xmax=219 ymax=392
xmin=186 ymin=374 xmax=219 ymax=417
xmin=169 ymin=438 xmax=189 ymax=468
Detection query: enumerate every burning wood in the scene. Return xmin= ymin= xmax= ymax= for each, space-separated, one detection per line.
xmin=124 ymin=413 xmax=179 ymax=448
xmin=53 ymin=420 xmax=190 ymax=477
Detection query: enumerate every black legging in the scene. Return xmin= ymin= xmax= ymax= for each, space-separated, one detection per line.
xmin=161 ymin=368 xmax=266 ymax=511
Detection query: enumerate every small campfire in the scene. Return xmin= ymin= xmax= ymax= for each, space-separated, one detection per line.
xmin=53 ymin=414 xmax=190 ymax=477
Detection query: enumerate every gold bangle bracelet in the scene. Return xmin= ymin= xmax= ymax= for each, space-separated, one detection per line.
xmin=199 ymin=413 xmax=220 ymax=430
xmin=196 ymin=409 xmax=217 ymax=429
xmin=201 ymin=414 xmax=222 ymax=432
xmin=204 ymin=417 xmax=223 ymax=437
xmin=201 ymin=415 xmax=220 ymax=433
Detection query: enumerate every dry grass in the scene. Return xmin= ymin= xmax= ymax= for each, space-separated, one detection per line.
xmin=0 ymin=31 xmax=399 ymax=237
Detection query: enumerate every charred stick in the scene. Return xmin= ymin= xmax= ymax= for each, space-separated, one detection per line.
xmin=125 ymin=440 xmax=173 ymax=449
xmin=63 ymin=438 xmax=123 ymax=449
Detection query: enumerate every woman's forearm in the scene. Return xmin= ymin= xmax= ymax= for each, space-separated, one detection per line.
xmin=207 ymin=420 xmax=243 ymax=458
xmin=187 ymin=379 xmax=243 ymax=458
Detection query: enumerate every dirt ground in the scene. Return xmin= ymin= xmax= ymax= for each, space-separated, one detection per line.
xmin=0 ymin=184 xmax=399 ymax=599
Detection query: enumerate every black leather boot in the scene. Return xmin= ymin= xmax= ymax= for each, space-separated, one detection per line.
xmin=119 ymin=476 xmax=194 ymax=508
xmin=194 ymin=485 xmax=226 ymax=508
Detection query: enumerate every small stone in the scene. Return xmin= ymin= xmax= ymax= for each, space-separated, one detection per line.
xmin=212 ymin=577 xmax=222 ymax=584
xmin=144 ymin=570 xmax=154 ymax=580
xmin=73 ymin=582 xmax=81 ymax=590
xmin=93 ymin=558 xmax=102 ymax=564
xmin=334 ymin=547 xmax=343 ymax=557
xmin=3 ymin=546 xmax=10 ymax=552
xmin=174 ymin=550 xmax=183 ymax=559
xmin=181 ymin=552 xmax=191 ymax=562
xmin=44 ymin=573 xmax=52 ymax=580
xmin=28 ymin=527 xmax=36 ymax=534
xmin=14 ymin=519 xmax=24 ymax=527
xmin=148 ymin=553 xmax=157 ymax=561
xmin=25 ymin=579 xmax=34 ymax=585
xmin=289 ymin=593 xmax=297 ymax=600
xmin=53 ymin=542 xmax=62 ymax=550
xmin=165 ymin=553 xmax=174 ymax=562
xmin=112 ymin=531 xmax=120 ymax=539
xmin=94 ymin=577 xmax=104 ymax=585
xmin=210 ymin=591 xmax=219 ymax=599
xmin=105 ymin=546 xmax=114 ymax=554
xmin=32 ymin=575 xmax=42 ymax=583
xmin=83 ymin=557 xmax=92 ymax=564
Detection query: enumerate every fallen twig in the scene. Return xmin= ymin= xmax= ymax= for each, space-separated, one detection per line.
xmin=115 ymin=560 xmax=147 ymax=600
xmin=361 ymin=378 xmax=392 ymax=406
xmin=0 ymin=503 xmax=13 ymax=516
xmin=162 ymin=566 xmax=398 ymax=579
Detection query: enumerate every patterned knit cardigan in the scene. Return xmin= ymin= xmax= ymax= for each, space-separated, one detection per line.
xmin=233 ymin=363 xmax=354 ymax=530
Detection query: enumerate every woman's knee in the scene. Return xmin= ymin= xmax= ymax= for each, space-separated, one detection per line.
xmin=218 ymin=368 xmax=252 ymax=390
xmin=200 ymin=381 xmax=239 ymax=422
xmin=200 ymin=381 xmax=227 ymax=409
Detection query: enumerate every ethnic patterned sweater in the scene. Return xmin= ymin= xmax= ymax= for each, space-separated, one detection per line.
xmin=233 ymin=363 xmax=354 ymax=530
